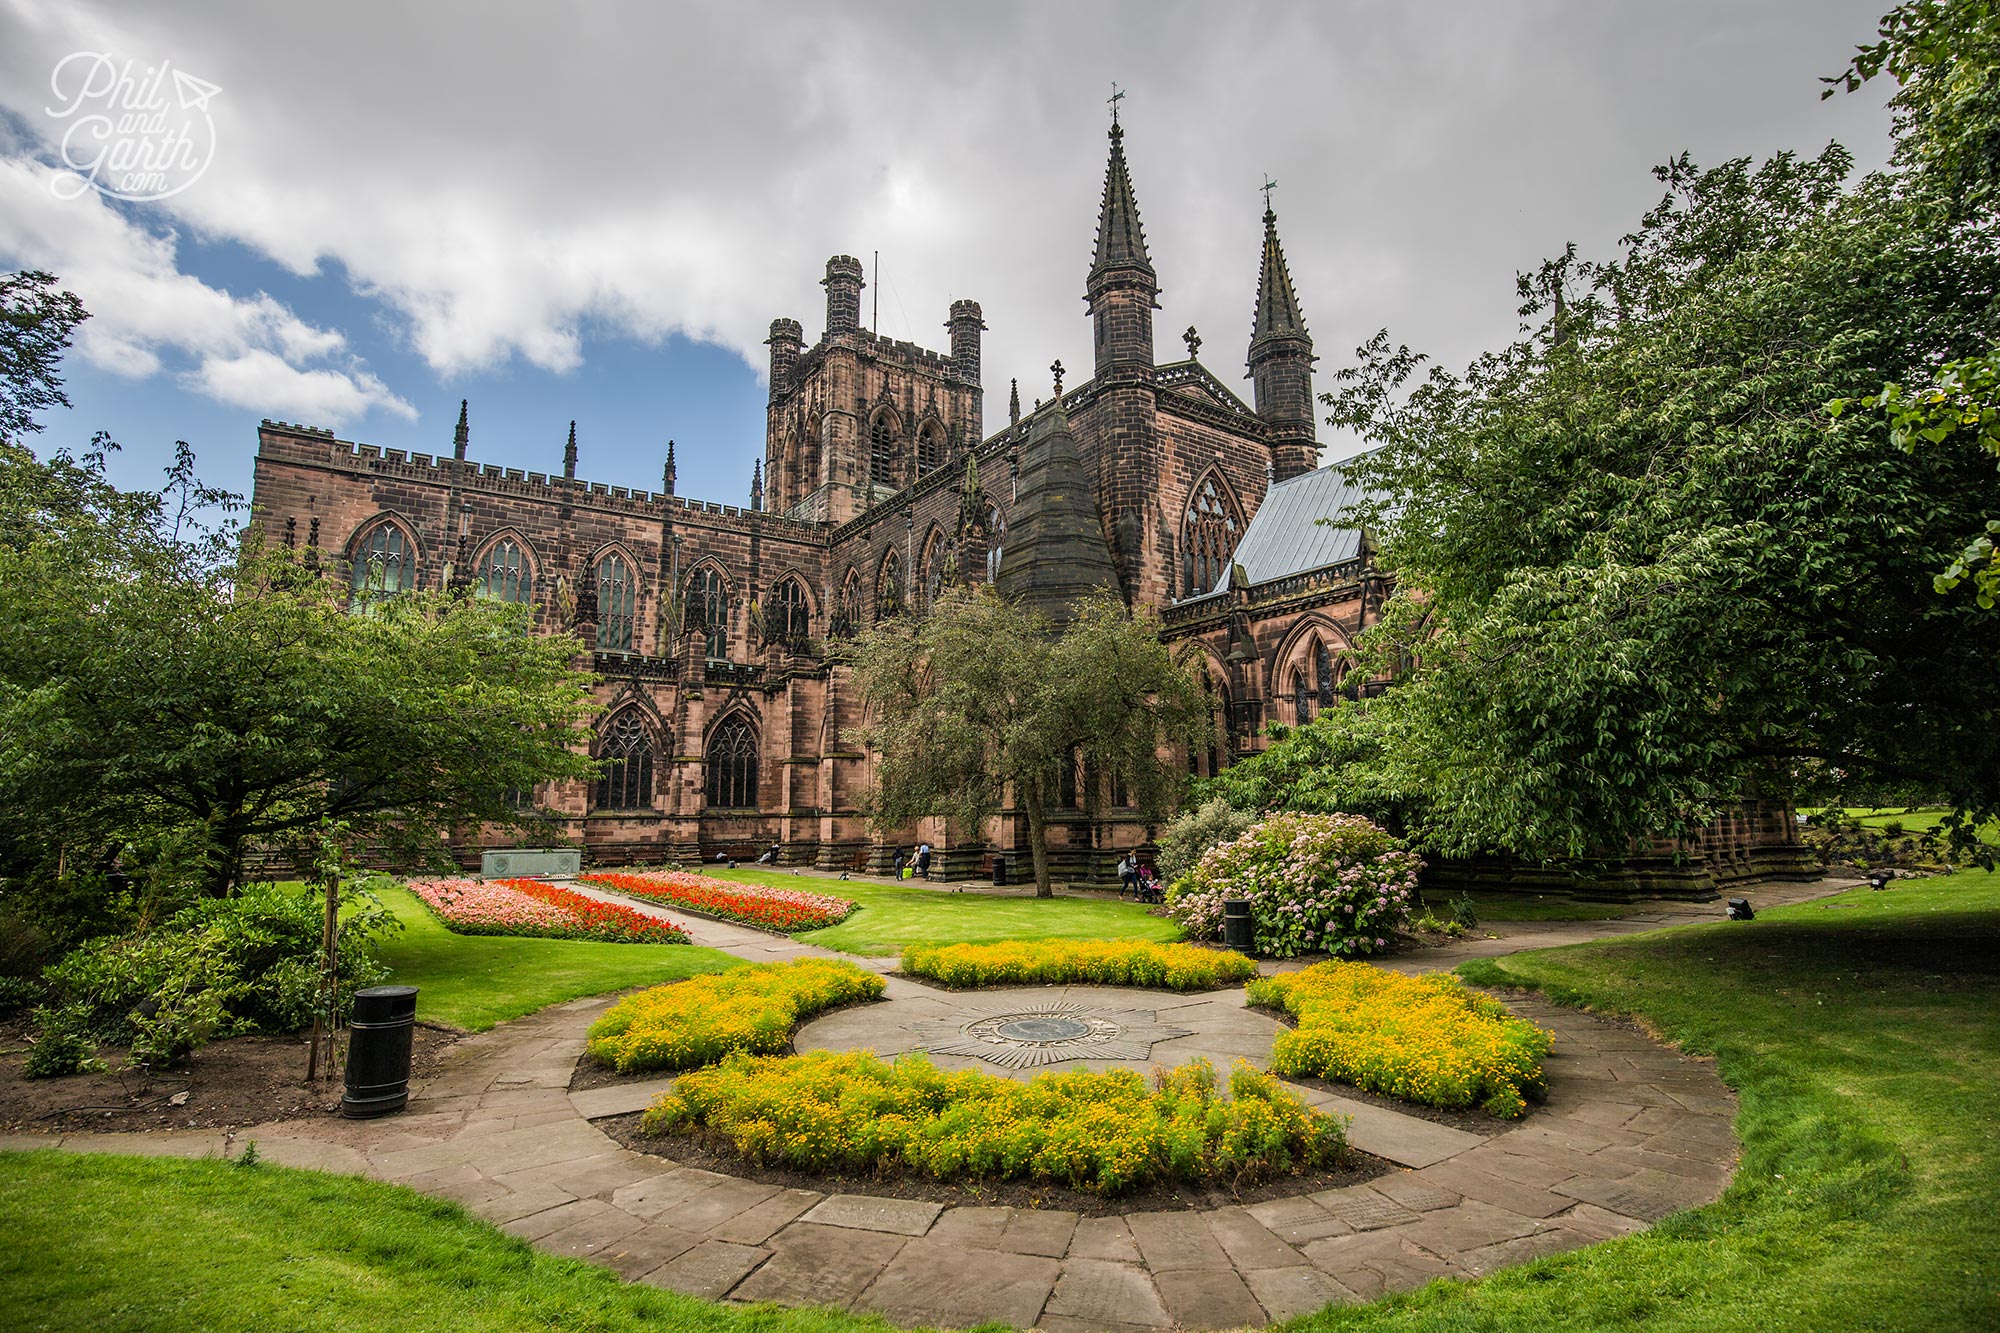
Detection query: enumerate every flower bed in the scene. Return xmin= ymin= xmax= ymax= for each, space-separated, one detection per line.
xmin=578 ymin=871 xmax=856 ymax=933
xmin=1248 ymin=960 xmax=1553 ymax=1118
xmin=408 ymin=878 xmax=688 ymax=944
xmin=642 ymin=1051 xmax=1344 ymax=1195
xmin=900 ymin=938 xmax=1256 ymax=991
xmin=586 ymin=958 xmax=883 ymax=1073
xmin=1167 ymin=811 xmax=1421 ymax=959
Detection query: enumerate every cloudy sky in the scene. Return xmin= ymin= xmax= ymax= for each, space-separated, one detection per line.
xmin=0 ymin=0 xmax=1897 ymax=507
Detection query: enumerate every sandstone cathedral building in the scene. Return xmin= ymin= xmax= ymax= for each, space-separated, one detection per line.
xmin=248 ymin=119 xmax=1807 ymax=892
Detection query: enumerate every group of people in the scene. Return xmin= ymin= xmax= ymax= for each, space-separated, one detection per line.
xmin=1117 ymin=853 xmax=1163 ymax=903
xmin=891 ymin=843 xmax=935 ymax=880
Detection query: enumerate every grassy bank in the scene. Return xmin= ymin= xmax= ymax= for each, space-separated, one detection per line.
xmin=0 ymin=1150 xmax=893 ymax=1333
xmin=1295 ymin=870 xmax=2000 ymax=1330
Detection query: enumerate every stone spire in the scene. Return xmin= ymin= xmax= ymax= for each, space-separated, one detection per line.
xmin=995 ymin=385 xmax=1120 ymax=624
xmin=1089 ymin=120 xmax=1154 ymax=285
xmin=751 ymin=458 xmax=763 ymax=511
xmin=662 ymin=439 xmax=677 ymax=496
xmin=1085 ymin=117 xmax=1160 ymax=380
xmin=1251 ymin=205 xmax=1309 ymax=347
xmin=452 ymin=399 xmax=469 ymax=460
xmin=1009 ymin=377 xmax=1021 ymax=426
xmin=563 ymin=421 xmax=578 ymax=479
xmin=1247 ymin=202 xmax=1317 ymax=482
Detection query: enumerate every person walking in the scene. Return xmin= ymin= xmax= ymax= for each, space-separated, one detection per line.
xmin=915 ymin=843 xmax=933 ymax=880
xmin=1118 ymin=853 xmax=1138 ymax=896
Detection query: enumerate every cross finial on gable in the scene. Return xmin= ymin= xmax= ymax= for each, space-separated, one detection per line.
xmin=1184 ymin=326 xmax=1201 ymax=360
xmin=1051 ymin=358 xmax=1065 ymax=394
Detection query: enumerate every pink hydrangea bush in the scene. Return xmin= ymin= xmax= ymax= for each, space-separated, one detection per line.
xmin=1165 ymin=811 xmax=1421 ymax=959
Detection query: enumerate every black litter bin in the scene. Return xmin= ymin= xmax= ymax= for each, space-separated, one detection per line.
xmin=990 ymin=855 xmax=1006 ymax=887
xmin=1222 ymin=899 xmax=1254 ymax=955
xmin=342 ymin=985 xmax=418 ymax=1119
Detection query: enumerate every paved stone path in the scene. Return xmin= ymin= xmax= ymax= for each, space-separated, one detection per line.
xmin=4 ymin=875 xmax=1855 ymax=1330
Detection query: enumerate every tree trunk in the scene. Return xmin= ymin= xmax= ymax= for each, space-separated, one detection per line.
xmin=307 ymin=868 xmax=340 ymax=1081
xmin=1023 ymin=784 xmax=1054 ymax=899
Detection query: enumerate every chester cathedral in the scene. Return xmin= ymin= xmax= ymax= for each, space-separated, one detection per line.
xmin=249 ymin=119 xmax=1808 ymax=892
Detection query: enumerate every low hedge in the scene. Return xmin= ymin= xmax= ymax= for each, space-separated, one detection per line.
xmin=642 ymin=1050 xmax=1344 ymax=1194
xmin=585 ymin=958 xmax=883 ymax=1073
xmin=1248 ymin=960 xmax=1553 ymax=1118
xmin=899 ymin=938 xmax=1256 ymax=991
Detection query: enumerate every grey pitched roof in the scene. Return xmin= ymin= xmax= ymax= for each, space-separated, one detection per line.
xmin=1217 ymin=462 xmax=1377 ymax=591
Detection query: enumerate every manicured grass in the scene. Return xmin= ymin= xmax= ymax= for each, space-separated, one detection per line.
xmin=0 ymin=1150 xmax=893 ymax=1333
xmin=1292 ymin=871 xmax=2000 ymax=1331
xmin=370 ymin=886 xmax=741 ymax=1031
xmin=1441 ymin=891 xmax=1639 ymax=923
xmin=707 ymin=867 xmax=1183 ymax=957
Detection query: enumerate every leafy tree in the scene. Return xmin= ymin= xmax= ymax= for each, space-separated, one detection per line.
xmin=0 ymin=270 xmax=86 ymax=444
xmin=1195 ymin=698 xmax=1421 ymax=834
xmin=1330 ymin=81 xmax=2000 ymax=860
xmin=843 ymin=586 xmax=1206 ymax=897
xmin=0 ymin=272 xmax=602 ymax=896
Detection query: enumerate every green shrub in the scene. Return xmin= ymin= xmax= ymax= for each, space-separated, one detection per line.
xmin=1155 ymin=796 xmax=1257 ymax=884
xmin=585 ymin=958 xmax=883 ymax=1073
xmin=900 ymin=938 xmax=1255 ymax=990
xmin=1167 ymin=811 xmax=1422 ymax=958
xmin=40 ymin=882 xmax=397 ymax=1065
xmin=643 ymin=1050 xmax=1344 ymax=1195
xmin=23 ymin=1005 xmax=101 ymax=1079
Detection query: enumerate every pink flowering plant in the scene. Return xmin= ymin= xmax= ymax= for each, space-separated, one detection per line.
xmin=1165 ymin=811 xmax=1421 ymax=959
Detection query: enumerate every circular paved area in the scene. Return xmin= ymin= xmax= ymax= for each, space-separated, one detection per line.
xmin=2 ymin=876 xmax=1855 ymax=1330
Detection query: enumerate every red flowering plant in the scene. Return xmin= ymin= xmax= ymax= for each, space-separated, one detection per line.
xmin=578 ymin=871 xmax=856 ymax=933
xmin=409 ymin=877 xmax=688 ymax=943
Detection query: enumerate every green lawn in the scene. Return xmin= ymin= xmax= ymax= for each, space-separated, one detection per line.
xmin=1296 ymin=870 xmax=2000 ymax=1331
xmin=1442 ymin=890 xmax=1639 ymax=923
xmin=0 ymin=1150 xmax=895 ymax=1333
xmin=705 ymin=866 xmax=1182 ymax=957
xmin=370 ymin=886 xmax=741 ymax=1031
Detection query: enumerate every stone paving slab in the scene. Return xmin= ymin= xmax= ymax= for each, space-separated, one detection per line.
xmin=569 ymin=1079 xmax=675 ymax=1120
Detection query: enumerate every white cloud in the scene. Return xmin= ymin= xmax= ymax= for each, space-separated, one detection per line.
xmin=0 ymin=152 xmax=415 ymax=423
xmin=0 ymin=0 xmax=1900 ymax=428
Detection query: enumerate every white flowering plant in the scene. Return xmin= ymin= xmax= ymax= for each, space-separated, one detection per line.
xmin=1165 ymin=811 xmax=1421 ymax=959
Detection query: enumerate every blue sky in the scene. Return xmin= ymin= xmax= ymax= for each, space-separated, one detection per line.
xmin=1 ymin=1 xmax=1898 ymax=514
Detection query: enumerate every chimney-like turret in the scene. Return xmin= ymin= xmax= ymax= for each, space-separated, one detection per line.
xmin=822 ymin=254 xmax=865 ymax=336
xmin=767 ymin=317 xmax=803 ymax=400
xmin=947 ymin=299 xmax=985 ymax=384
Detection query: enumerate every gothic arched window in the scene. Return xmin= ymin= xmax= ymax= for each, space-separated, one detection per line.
xmin=877 ymin=550 xmax=904 ymax=619
xmin=984 ymin=503 xmax=1005 ymax=583
xmin=479 ymin=538 xmax=532 ymax=604
xmin=917 ymin=422 xmax=946 ymax=476
xmin=685 ymin=565 xmax=729 ymax=657
xmin=869 ymin=412 xmax=898 ymax=489
xmin=770 ymin=576 xmax=809 ymax=640
xmin=921 ymin=533 xmax=953 ymax=612
xmin=594 ymin=712 xmax=654 ymax=810
xmin=833 ymin=571 xmax=862 ymax=638
xmin=595 ymin=553 xmax=636 ymax=651
xmin=1188 ymin=672 xmax=1231 ymax=777
xmin=350 ymin=522 xmax=413 ymax=613
xmin=1316 ymin=641 xmax=1337 ymax=706
xmin=704 ymin=716 xmax=759 ymax=809
xmin=1180 ymin=474 xmax=1242 ymax=597
xmin=1293 ymin=668 xmax=1313 ymax=724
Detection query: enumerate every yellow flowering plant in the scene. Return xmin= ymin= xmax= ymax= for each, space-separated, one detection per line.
xmin=899 ymin=938 xmax=1256 ymax=990
xmin=586 ymin=958 xmax=884 ymax=1074
xmin=1248 ymin=961 xmax=1552 ymax=1117
xmin=642 ymin=1050 xmax=1345 ymax=1195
